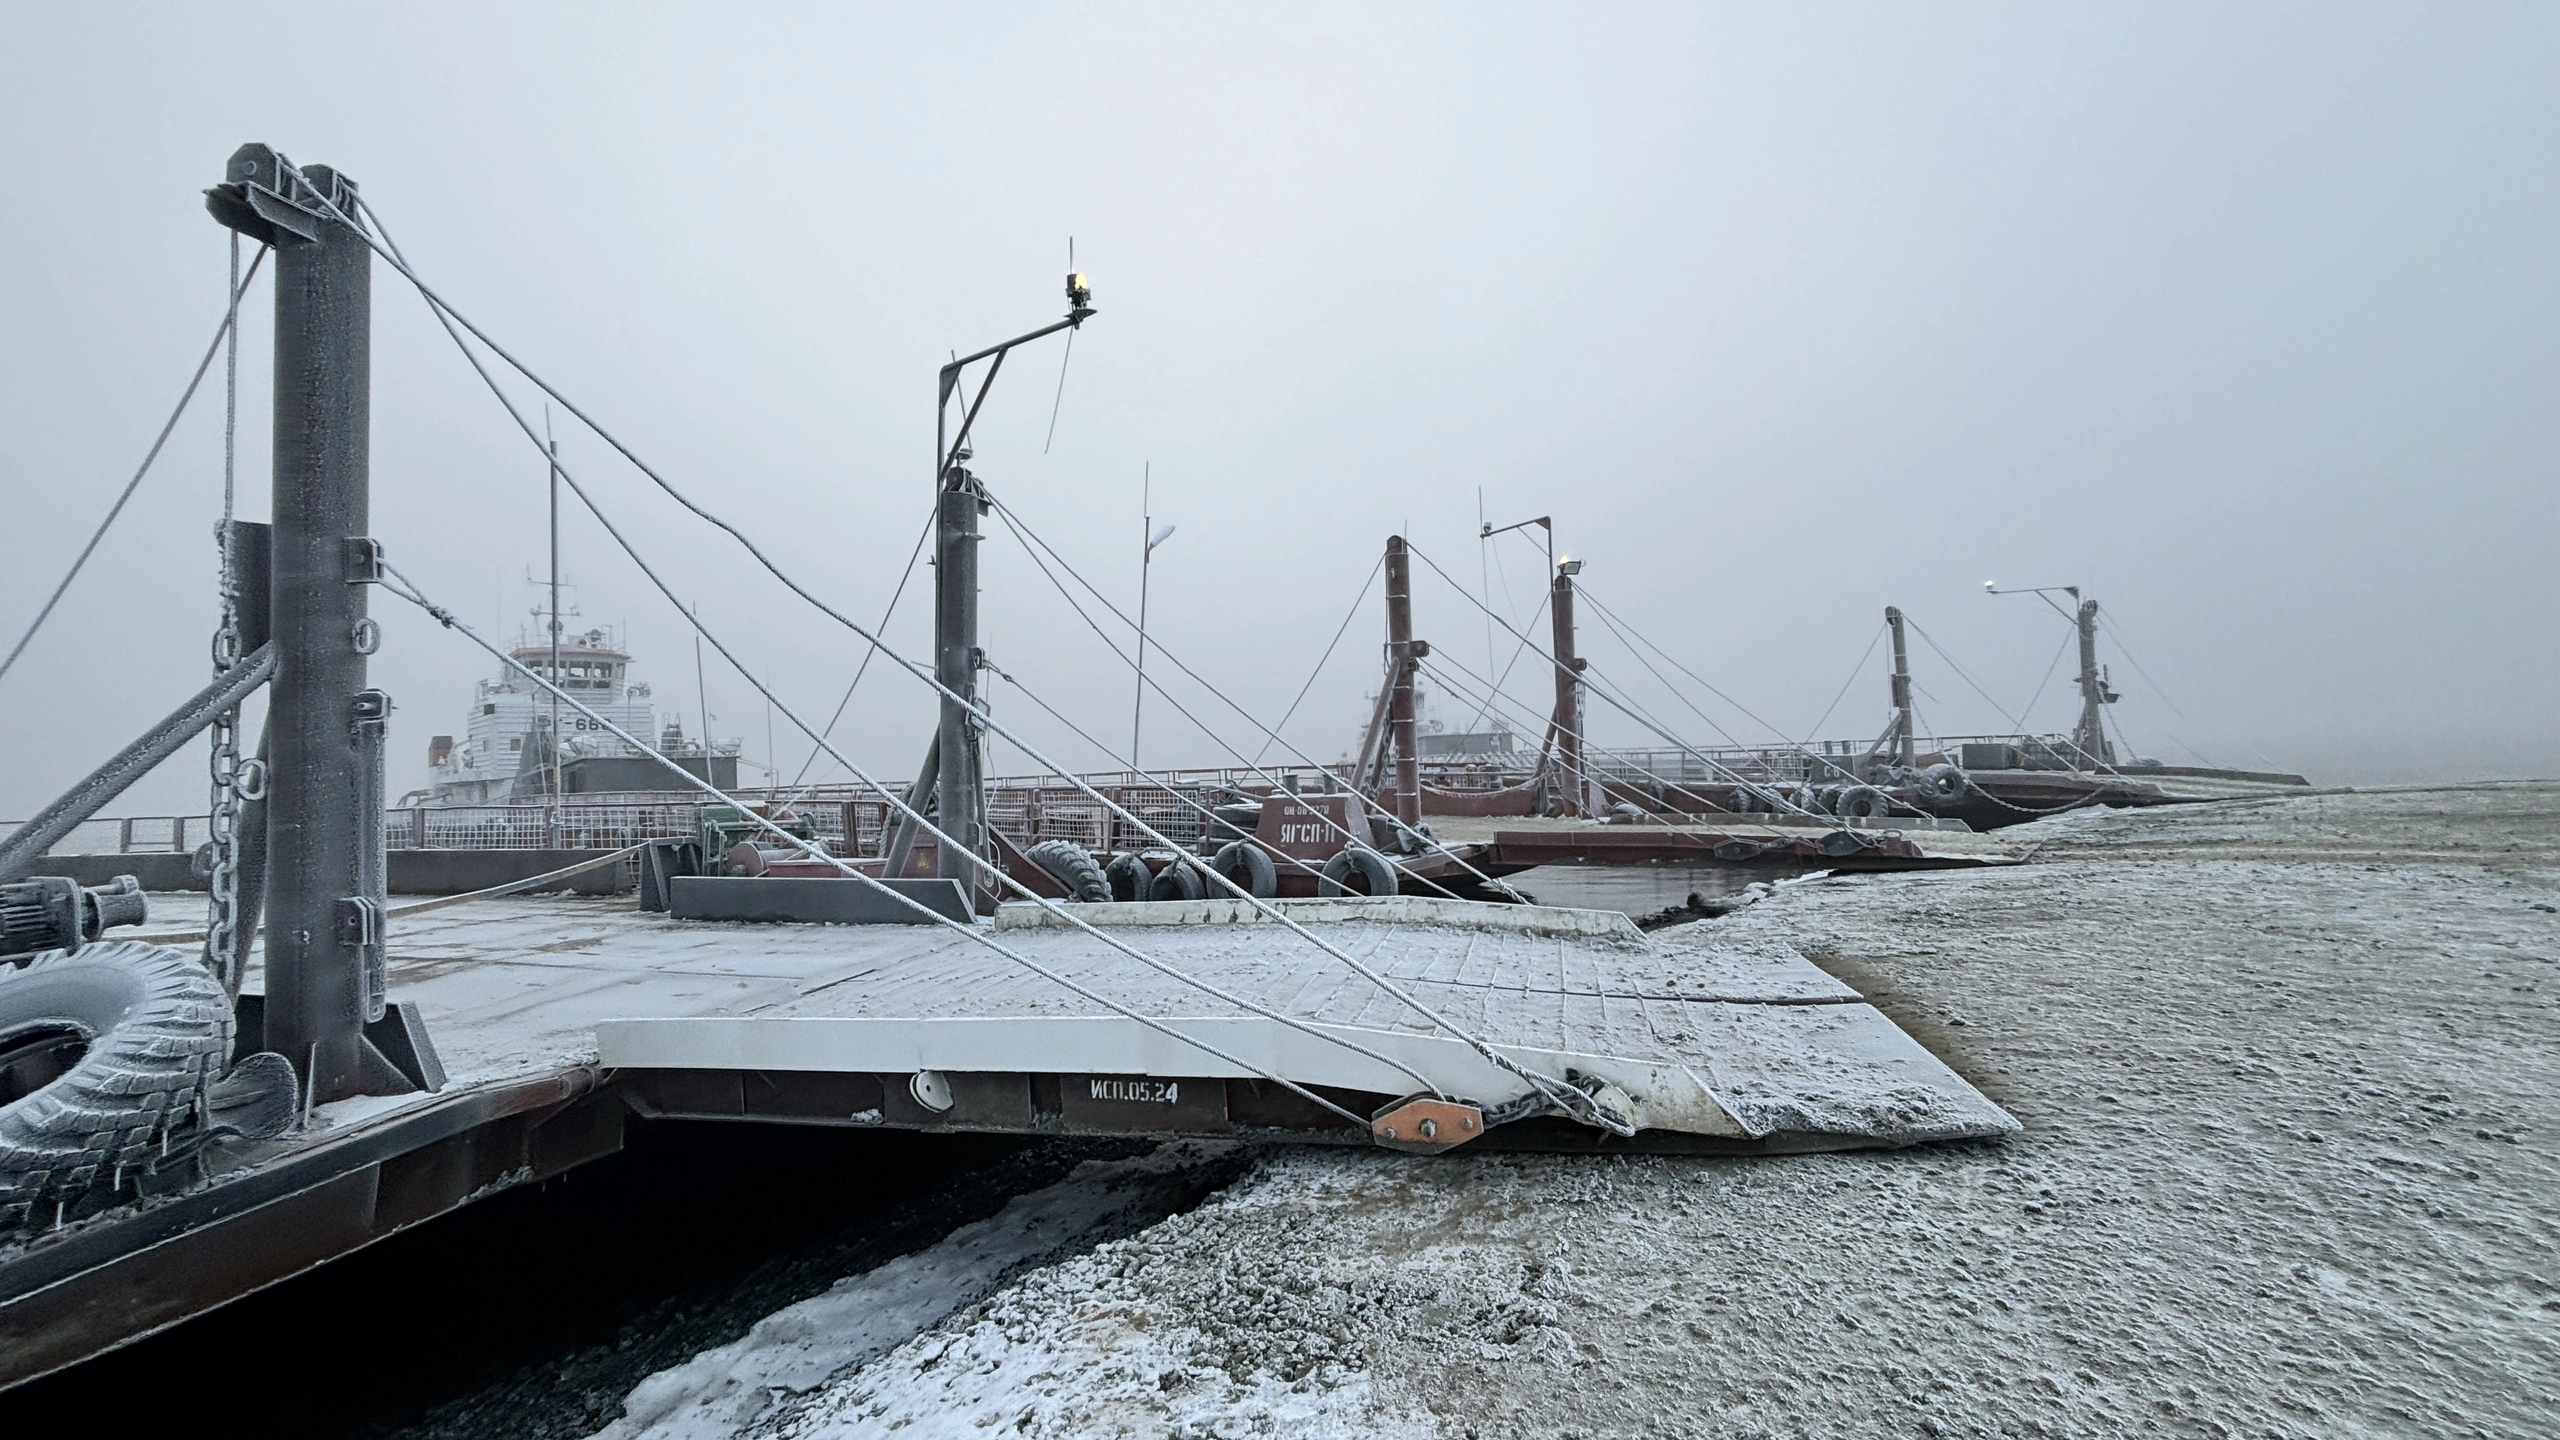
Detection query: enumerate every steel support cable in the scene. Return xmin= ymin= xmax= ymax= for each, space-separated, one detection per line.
xmin=1415 ymin=661 xmax=1741 ymax=846
xmin=1905 ymin=612 xmax=2144 ymax=790
xmin=1795 ymin=623 xmax=1888 ymax=754
xmin=781 ymin=506 xmax=936 ymax=798
xmin=0 ymin=245 xmax=271 ymax=688
xmin=1556 ymin=577 xmax=1791 ymax=748
xmin=1401 ymin=543 xmax=1833 ymax=822
xmin=378 ymin=563 xmax=1397 ymax=1128
xmin=341 ymin=189 xmax=1613 ymax=1131
xmin=1463 ymin=535 xmax=1543 ymax=734
xmin=984 ymin=498 xmax=1530 ymax=905
xmin=1497 ymin=533 xmax=1856 ymax=762
xmin=2016 ymin=624 xmax=2077 ymax=727
xmin=1464 ymin=588 xmax=1552 ymax=738
xmin=1408 ymin=541 xmax=1780 ymax=796
xmin=1574 ymin=577 xmax=1895 ymax=768
xmin=368 ymin=358 xmax=1450 ymax=1112
xmin=1415 ymin=656 xmax=1765 ymax=845
xmin=984 ymin=505 xmax=1482 ymax=900
xmin=1544 ymin=596 xmax=1839 ymax=796
xmin=1579 ymin=595 xmax=1876 ymax=770
xmin=1420 ymin=653 xmax=1743 ymax=821
xmin=1253 ymin=555 xmax=1385 ymax=765
xmin=1900 ymin=617 xmax=2030 ymax=733
xmin=982 ymin=657 xmax=1418 ymax=897
xmin=2095 ymin=615 xmax=2261 ymax=771
xmin=1411 ymin=645 xmax=1845 ymax=861
xmin=983 ymin=654 xmax=1384 ymax=895
xmin=1810 ymin=619 xmax=2104 ymax=816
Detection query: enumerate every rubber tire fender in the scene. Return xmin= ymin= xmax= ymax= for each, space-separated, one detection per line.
xmin=1025 ymin=839 xmax=1112 ymax=903
xmin=1837 ymin=785 xmax=1891 ymax=819
xmin=1319 ymin=845 xmax=1399 ymax=898
xmin=1147 ymin=858 xmax=1206 ymax=903
xmin=0 ymin=941 xmax=233 ymax=1229
xmin=1919 ymin=763 xmax=1970 ymax=803
xmin=1101 ymin=852 xmax=1150 ymax=903
xmin=1207 ymin=841 xmax=1280 ymax=899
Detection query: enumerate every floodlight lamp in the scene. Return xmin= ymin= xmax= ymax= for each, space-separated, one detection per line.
xmin=1066 ymin=272 xmax=1093 ymax=308
xmin=1983 ymin=580 xmax=1998 ymax=592
xmin=1557 ymin=556 xmax=1584 ymax=576
xmin=1148 ymin=523 xmax=1177 ymax=551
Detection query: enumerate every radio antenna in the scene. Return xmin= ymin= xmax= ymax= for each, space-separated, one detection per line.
xmin=1043 ymin=237 xmax=1078 ymax=453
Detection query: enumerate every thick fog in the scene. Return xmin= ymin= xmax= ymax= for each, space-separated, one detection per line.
xmin=3 ymin=5 xmax=2554 ymax=822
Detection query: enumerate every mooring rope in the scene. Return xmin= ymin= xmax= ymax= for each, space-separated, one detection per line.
xmin=379 ymin=562 xmax=1406 ymax=1129
xmin=984 ymin=500 xmax=1508 ymax=902
xmin=984 ymin=494 xmax=1533 ymax=904
xmin=0 ymin=245 xmax=270 ymax=689
xmin=313 ymin=170 xmax=1625 ymax=1132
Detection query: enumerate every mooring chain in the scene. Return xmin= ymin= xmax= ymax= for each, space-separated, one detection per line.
xmin=201 ymin=234 xmax=251 ymax=995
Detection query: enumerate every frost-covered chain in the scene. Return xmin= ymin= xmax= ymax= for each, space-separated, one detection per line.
xmin=201 ymin=557 xmax=244 ymax=988
xmin=202 ymin=233 xmax=247 ymax=991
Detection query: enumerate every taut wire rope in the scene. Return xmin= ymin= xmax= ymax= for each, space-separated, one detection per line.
xmin=378 ymin=561 xmax=1413 ymax=1126
xmin=1252 ymin=554 xmax=1384 ymax=765
xmin=982 ymin=496 xmax=1534 ymax=903
xmin=362 ymin=301 xmax=1456 ymax=1109
xmin=1402 ymin=542 xmax=1832 ymax=822
xmin=328 ymin=183 xmax=1614 ymax=1131
xmin=0 ymin=245 xmax=271 ymax=688
xmin=1415 ymin=653 xmax=1787 ymax=852
xmin=781 ymin=506 xmax=936 ymax=800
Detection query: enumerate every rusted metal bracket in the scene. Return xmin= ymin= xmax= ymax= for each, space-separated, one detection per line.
xmin=1370 ymin=1095 xmax=1486 ymax=1154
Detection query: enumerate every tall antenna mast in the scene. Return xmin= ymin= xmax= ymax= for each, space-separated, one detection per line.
xmin=546 ymin=407 xmax=562 ymax=826
xmin=1133 ymin=463 xmax=1151 ymax=770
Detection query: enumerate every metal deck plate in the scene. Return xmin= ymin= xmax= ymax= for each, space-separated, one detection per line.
xmin=326 ymin=896 xmax=2013 ymax=1147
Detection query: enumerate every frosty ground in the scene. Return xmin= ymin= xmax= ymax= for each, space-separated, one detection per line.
xmin=591 ymin=783 xmax=2558 ymax=1439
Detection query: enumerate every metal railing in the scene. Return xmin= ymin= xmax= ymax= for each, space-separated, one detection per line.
xmin=2 ymin=732 xmax=2108 ymax=861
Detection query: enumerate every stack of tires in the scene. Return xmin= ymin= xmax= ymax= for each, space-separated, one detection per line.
xmin=1026 ymin=837 xmax=1402 ymax=902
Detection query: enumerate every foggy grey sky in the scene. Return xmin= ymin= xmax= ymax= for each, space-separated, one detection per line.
xmin=4 ymin=4 xmax=2556 ymax=820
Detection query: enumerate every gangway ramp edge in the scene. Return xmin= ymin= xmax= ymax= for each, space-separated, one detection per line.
xmin=538 ymin=895 xmax=2017 ymax=1151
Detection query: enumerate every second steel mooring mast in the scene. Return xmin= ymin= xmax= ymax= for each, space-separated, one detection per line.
xmin=884 ymin=272 xmax=1094 ymax=890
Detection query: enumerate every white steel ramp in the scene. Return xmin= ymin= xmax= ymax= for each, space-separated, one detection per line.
xmin=530 ymin=896 xmax=2018 ymax=1153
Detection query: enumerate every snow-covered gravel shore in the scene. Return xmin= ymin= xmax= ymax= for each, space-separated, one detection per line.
xmin=597 ymin=782 xmax=2559 ymax=1439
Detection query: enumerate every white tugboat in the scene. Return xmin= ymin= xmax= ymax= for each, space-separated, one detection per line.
xmin=402 ymin=623 xmax=739 ymax=806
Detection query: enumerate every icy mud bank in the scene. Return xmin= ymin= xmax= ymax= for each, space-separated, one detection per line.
xmin=591 ymin=783 xmax=2558 ymax=1439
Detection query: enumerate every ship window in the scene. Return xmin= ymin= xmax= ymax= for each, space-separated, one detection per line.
xmin=509 ymin=737 xmax=522 ymax=750
xmin=483 ymin=703 xmax=498 ymax=715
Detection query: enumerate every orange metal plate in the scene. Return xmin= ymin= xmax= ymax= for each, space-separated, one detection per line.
xmin=1369 ymin=1096 xmax=1485 ymax=1154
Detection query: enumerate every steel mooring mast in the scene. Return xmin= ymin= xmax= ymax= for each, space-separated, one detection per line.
xmin=2069 ymin=597 xmax=2118 ymax=767
xmin=931 ymin=455 xmax=985 ymax=888
xmin=1548 ymin=556 xmax=1591 ymax=817
xmin=1383 ymin=537 xmax=1425 ymax=831
xmin=1353 ymin=537 xmax=1430 ymax=826
xmin=1885 ymin=605 xmax=1916 ymax=771
xmin=885 ymin=272 xmax=1093 ymax=894
xmin=207 ymin=145 xmax=400 ymax=1104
